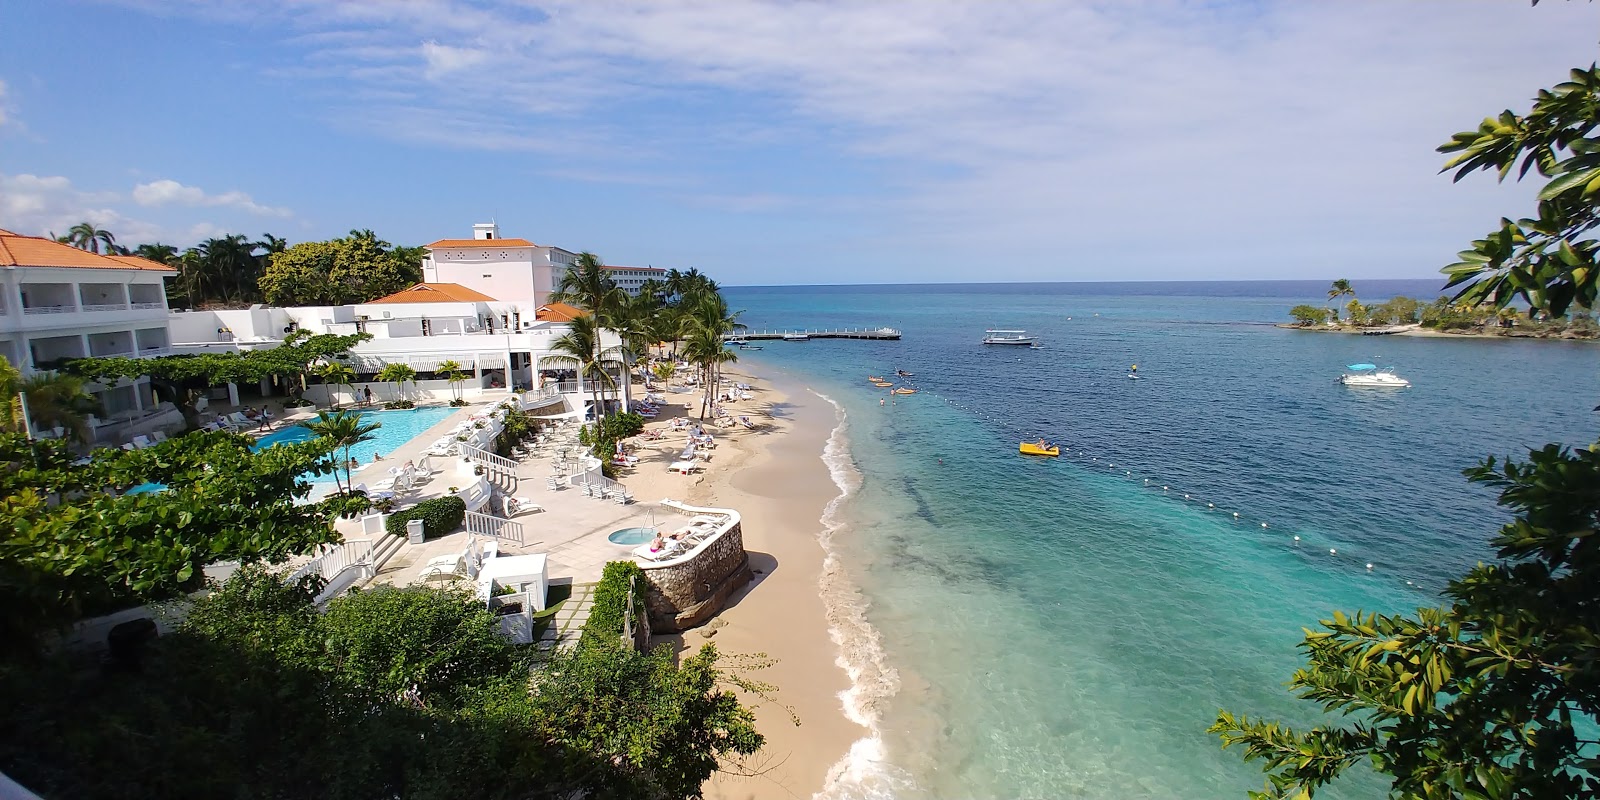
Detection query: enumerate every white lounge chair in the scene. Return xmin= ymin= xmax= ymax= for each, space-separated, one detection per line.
xmin=150 ymin=430 xmax=168 ymax=443
xmin=505 ymin=497 xmax=543 ymax=516
xmin=130 ymin=435 xmax=152 ymax=449
xmin=668 ymin=459 xmax=700 ymax=474
xmin=545 ymin=476 xmax=564 ymax=491
xmin=418 ymin=553 xmax=468 ymax=581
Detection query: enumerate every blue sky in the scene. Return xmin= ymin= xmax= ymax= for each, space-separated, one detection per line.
xmin=2 ymin=1 xmax=1598 ymax=285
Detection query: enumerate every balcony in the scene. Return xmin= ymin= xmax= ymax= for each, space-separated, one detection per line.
xmin=81 ymin=303 xmax=130 ymax=313
xmin=131 ymin=302 xmax=165 ymax=310
xmin=22 ymin=305 xmax=75 ymax=316
xmin=88 ymin=333 xmax=136 ymax=358
xmin=79 ymin=283 xmax=127 ymax=312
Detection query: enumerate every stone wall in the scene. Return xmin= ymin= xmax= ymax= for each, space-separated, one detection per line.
xmin=639 ymin=520 xmax=752 ymax=632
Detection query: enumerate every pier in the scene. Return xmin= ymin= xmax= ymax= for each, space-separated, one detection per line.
xmin=727 ymin=327 xmax=902 ymax=341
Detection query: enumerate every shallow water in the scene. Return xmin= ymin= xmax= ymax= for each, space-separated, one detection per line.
xmin=726 ymin=280 xmax=1599 ymax=799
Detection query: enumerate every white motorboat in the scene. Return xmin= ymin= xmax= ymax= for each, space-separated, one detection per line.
xmin=782 ymin=333 xmax=811 ymax=341
xmin=1340 ymin=363 xmax=1410 ymax=388
xmin=983 ymin=329 xmax=1037 ymax=346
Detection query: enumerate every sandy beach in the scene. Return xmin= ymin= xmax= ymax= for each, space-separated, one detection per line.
xmin=617 ymin=364 xmax=862 ymax=800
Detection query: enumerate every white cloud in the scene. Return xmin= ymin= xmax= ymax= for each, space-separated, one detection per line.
xmin=0 ymin=173 xmax=278 ymax=247
xmin=96 ymin=1 xmax=1600 ymax=279
xmin=131 ymin=179 xmax=292 ymax=217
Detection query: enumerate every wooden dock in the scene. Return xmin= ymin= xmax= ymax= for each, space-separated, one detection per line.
xmin=728 ymin=327 xmax=902 ymax=341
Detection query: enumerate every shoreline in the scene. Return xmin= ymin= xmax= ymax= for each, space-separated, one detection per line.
xmin=626 ymin=365 xmax=866 ymax=799
xmin=1274 ymin=322 xmax=1599 ymax=342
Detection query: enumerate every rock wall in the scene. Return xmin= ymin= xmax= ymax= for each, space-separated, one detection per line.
xmin=639 ymin=521 xmax=752 ymax=632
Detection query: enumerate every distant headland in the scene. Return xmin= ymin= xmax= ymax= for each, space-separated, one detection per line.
xmin=1278 ymin=280 xmax=1599 ymax=341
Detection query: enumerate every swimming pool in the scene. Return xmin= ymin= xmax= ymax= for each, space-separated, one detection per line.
xmin=254 ymin=406 xmax=461 ymax=482
xmin=607 ymin=527 xmax=657 ymax=545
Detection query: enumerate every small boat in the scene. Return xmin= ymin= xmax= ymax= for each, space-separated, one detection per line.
xmin=1020 ymin=440 xmax=1060 ymax=457
xmin=892 ymin=387 xmax=917 ymax=395
xmin=983 ymin=329 xmax=1037 ymax=346
xmin=1340 ymin=363 xmax=1410 ymax=388
xmin=873 ymin=381 xmax=895 ymax=388
xmin=738 ymin=343 xmax=763 ymax=351
xmin=782 ymin=332 xmax=811 ymax=341
xmin=896 ymin=370 xmax=914 ymax=377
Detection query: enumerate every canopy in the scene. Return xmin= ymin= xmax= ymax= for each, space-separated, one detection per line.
xmin=1346 ymin=363 xmax=1377 ymax=370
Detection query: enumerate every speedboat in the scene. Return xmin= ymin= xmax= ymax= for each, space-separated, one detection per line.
xmin=983 ymin=329 xmax=1037 ymax=346
xmin=782 ymin=333 xmax=811 ymax=341
xmin=1340 ymin=363 xmax=1410 ymax=388
xmin=891 ymin=387 xmax=917 ymax=395
xmin=1020 ymin=440 xmax=1060 ymax=457
xmin=738 ymin=343 xmax=763 ymax=351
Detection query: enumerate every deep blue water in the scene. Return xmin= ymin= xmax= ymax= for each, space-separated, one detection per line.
xmin=722 ymin=280 xmax=1598 ymax=799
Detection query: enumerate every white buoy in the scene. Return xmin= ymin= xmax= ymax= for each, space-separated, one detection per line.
xmin=1329 ymin=548 xmax=1337 ymax=555
xmin=1126 ymin=471 xmax=1131 ymax=476
xmin=1183 ymin=494 xmax=1190 ymax=500
xmin=1207 ymin=503 xmax=1214 ymax=508
xmin=1293 ymin=535 xmax=1300 ymax=542
xmin=1406 ymin=580 xmax=1414 ymax=586
xmin=1366 ymin=563 xmax=1374 ymax=570
xmin=1162 ymin=485 xmax=1169 ymax=490
xmin=1232 ymin=512 xmax=1239 ymax=518
xmin=1144 ymin=479 xmax=1150 ymax=484
xmin=1261 ymin=522 xmax=1268 ymax=528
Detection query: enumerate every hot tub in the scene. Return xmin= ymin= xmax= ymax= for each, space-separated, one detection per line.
xmin=607 ymin=526 xmax=657 ymax=545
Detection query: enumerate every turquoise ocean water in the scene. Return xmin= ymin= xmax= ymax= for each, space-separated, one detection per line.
xmin=723 ymin=281 xmax=1599 ymax=800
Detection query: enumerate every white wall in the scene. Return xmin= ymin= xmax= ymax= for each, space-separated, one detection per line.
xmin=426 ymin=249 xmax=537 ymax=304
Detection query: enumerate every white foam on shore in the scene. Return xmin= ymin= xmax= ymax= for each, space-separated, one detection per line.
xmin=811 ymin=391 xmax=917 ymax=800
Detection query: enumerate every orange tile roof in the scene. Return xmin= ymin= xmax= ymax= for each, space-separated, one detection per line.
xmin=424 ymin=238 xmax=536 ymax=249
xmin=535 ymin=302 xmax=587 ymax=322
xmin=367 ymin=283 xmax=497 ymax=304
xmin=0 ymin=229 xmax=176 ymax=271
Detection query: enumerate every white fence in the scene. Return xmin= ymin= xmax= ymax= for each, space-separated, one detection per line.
xmin=285 ymin=538 xmax=378 ymax=604
xmin=466 ymin=510 xmax=526 ymax=545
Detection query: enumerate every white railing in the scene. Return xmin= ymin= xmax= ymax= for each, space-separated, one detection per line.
xmin=137 ymin=346 xmax=171 ymax=358
xmin=130 ymin=301 xmax=165 ymax=310
xmin=81 ymin=303 xmax=129 ymax=312
xmin=460 ymin=444 xmax=519 ymax=476
xmin=285 ymin=538 xmax=378 ymax=602
xmin=519 ymin=384 xmax=563 ymax=407
xmin=466 ymin=510 xmax=525 ymax=545
xmin=23 ymin=305 xmax=73 ymax=315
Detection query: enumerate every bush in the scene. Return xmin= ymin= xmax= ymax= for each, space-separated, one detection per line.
xmin=384 ymin=496 xmax=466 ymax=539
xmin=383 ymin=400 xmax=416 ymax=410
xmin=582 ymin=561 xmax=647 ymax=644
xmin=601 ymin=412 xmax=646 ymax=440
xmin=449 ymin=398 xmax=468 ymax=407
xmin=1288 ymin=305 xmax=1329 ymax=326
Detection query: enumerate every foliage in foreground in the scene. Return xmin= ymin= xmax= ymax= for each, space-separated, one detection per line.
xmin=0 ymin=431 xmax=345 ymax=644
xmin=0 ymin=566 xmax=765 ymax=800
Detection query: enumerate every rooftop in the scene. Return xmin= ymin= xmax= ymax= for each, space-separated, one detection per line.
xmin=424 ymin=238 xmax=537 ymax=249
xmin=367 ymin=283 xmax=498 ymax=304
xmin=535 ymin=302 xmax=586 ymax=322
xmin=0 ymin=229 xmax=177 ymax=271
xmin=603 ymin=265 xmax=666 ymax=273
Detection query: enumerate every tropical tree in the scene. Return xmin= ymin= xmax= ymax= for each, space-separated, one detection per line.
xmin=0 ymin=357 xmax=100 ymax=442
xmin=552 ymin=251 xmax=622 ymax=322
xmin=319 ymin=361 xmax=356 ymax=408
xmin=133 ymin=243 xmax=179 ymax=265
xmin=63 ymin=222 xmax=116 ymax=254
xmin=300 ymin=409 xmax=379 ymax=494
xmin=548 ymin=314 xmax=623 ymax=423
xmin=375 ymin=363 xmax=416 ymax=406
xmin=651 ymin=361 xmax=677 ymax=388
xmin=1214 ymin=49 xmax=1600 ymax=800
xmin=436 ymin=359 xmax=467 ymax=404
xmin=258 ymin=231 xmax=423 ymax=307
xmin=1287 ymin=305 xmax=1330 ymax=327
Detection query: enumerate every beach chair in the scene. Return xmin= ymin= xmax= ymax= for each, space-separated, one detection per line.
xmin=415 ymin=456 xmax=436 ymax=475
xmin=120 ymin=443 xmax=137 ymax=452
xmin=150 ymin=430 xmax=168 ymax=443
xmin=130 ymin=435 xmax=152 ymax=449
xmin=418 ymin=552 xmax=469 ymax=581
xmin=505 ymin=497 xmax=543 ymax=516
xmin=545 ymin=476 xmax=563 ymax=491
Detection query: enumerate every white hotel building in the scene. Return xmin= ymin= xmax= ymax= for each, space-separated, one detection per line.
xmin=168 ymin=223 xmax=642 ymax=414
xmin=0 ymin=229 xmax=182 ymax=439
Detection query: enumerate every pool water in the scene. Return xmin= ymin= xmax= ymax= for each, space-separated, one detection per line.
xmin=253 ymin=406 xmax=461 ymax=482
xmin=607 ymin=527 xmax=657 ymax=545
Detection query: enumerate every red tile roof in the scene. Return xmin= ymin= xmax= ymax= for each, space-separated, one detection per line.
xmin=424 ymin=238 xmax=536 ymax=249
xmin=535 ymin=302 xmax=586 ymax=322
xmin=0 ymin=229 xmax=177 ymax=271
xmin=367 ymin=283 xmax=497 ymax=304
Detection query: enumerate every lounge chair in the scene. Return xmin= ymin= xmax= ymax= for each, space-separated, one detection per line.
xmin=668 ymin=459 xmax=700 ymax=474
xmin=150 ymin=430 xmax=168 ymax=443
xmin=131 ymin=435 xmax=152 ymax=449
xmin=505 ymin=497 xmax=543 ymax=516
xmin=120 ymin=443 xmax=137 ymax=452
xmin=545 ymin=475 xmax=564 ymax=491
xmin=418 ymin=553 xmax=468 ymax=581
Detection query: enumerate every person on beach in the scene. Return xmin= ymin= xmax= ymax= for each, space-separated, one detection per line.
xmin=258 ymin=408 xmax=272 ymax=431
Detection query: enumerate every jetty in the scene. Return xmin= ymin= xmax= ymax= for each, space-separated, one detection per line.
xmin=729 ymin=327 xmax=902 ymax=341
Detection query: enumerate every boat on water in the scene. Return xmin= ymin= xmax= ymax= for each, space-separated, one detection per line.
xmin=896 ymin=369 xmax=914 ymax=377
xmin=1339 ymin=363 xmax=1411 ymax=388
xmin=739 ymin=343 xmax=763 ymax=350
xmin=892 ymin=387 xmax=918 ymax=395
xmin=983 ymin=329 xmax=1037 ymax=346
xmin=873 ymin=380 xmax=895 ymax=387
xmin=782 ymin=333 xmax=811 ymax=341
xmin=1020 ymin=439 xmax=1060 ymax=457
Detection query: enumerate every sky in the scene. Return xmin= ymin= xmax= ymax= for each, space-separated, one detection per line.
xmin=1 ymin=1 xmax=1598 ymax=286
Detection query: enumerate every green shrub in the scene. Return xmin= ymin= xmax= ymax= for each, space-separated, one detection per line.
xmin=601 ymin=412 xmax=645 ymax=440
xmin=582 ymin=561 xmax=647 ymax=645
xmin=1288 ymin=305 xmax=1329 ymax=326
xmin=383 ymin=400 xmax=416 ymax=410
xmin=384 ymin=496 xmax=467 ymax=539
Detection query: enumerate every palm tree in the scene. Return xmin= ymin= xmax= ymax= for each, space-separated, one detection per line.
xmin=549 ymin=314 xmax=624 ymax=423
xmin=320 ymin=362 xmax=356 ymax=408
xmin=682 ymin=327 xmax=733 ymax=420
xmin=0 ymin=358 xmax=103 ymax=443
xmin=436 ymin=359 xmax=467 ymax=403
xmin=300 ymin=409 xmax=380 ymax=494
xmin=65 ymin=222 xmax=117 ymax=254
xmin=256 ymin=233 xmax=288 ymax=256
xmin=552 ymin=252 xmax=622 ymax=321
xmin=134 ymin=243 xmax=179 ymax=265
xmin=651 ymin=362 xmax=676 ymax=389
xmin=375 ymin=363 xmax=416 ymax=405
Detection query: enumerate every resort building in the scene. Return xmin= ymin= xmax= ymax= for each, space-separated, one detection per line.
xmin=602 ymin=265 xmax=666 ymax=296
xmin=420 ymin=222 xmax=576 ymax=309
xmin=0 ymin=228 xmax=181 ymax=438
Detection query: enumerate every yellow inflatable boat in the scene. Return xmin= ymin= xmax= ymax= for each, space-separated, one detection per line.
xmin=1019 ymin=440 xmax=1060 ymax=457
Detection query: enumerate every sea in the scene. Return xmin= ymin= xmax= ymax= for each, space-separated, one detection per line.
xmin=721 ymin=280 xmax=1599 ymax=800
